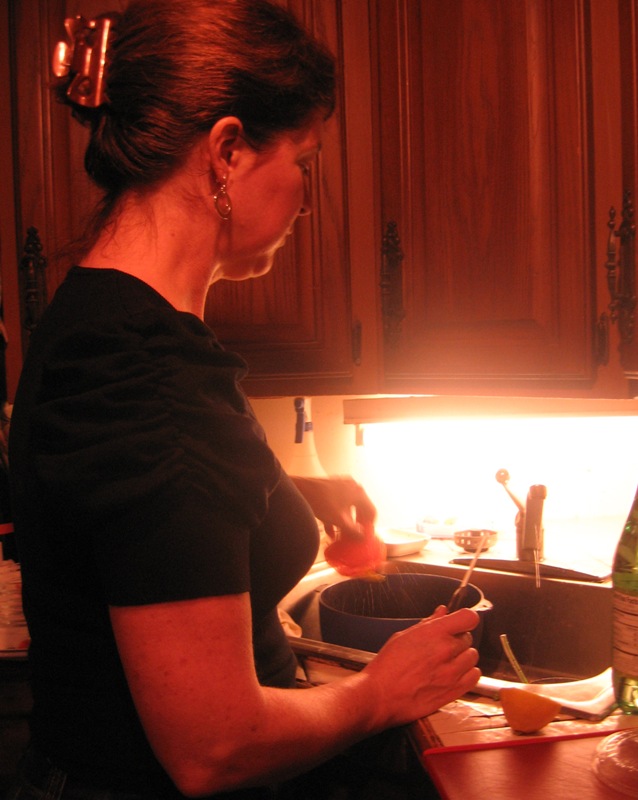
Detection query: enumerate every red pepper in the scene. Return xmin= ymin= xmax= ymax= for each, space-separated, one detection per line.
xmin=324 ymin=522 xmax=386 ymax=578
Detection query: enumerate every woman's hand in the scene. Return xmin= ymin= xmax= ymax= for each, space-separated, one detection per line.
xmin=290 ymin=475 xmax=376 ymax=538
xmin=362 ymin=606 xmax=481 ymax=729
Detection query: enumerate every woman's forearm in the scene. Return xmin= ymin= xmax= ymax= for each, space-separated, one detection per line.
xmin=162 ymin=621 xmax=478 ymax=796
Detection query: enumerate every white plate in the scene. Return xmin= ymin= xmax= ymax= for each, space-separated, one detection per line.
xmin=381 ymin=529 xmax=430 ymax=557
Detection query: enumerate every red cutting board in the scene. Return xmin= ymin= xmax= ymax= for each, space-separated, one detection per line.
xmin=423 ymin=735 xmax=631 ymax=800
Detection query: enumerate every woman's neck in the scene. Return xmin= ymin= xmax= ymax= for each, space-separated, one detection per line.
xmin=81 ymin=169 xmax=219 ymax=318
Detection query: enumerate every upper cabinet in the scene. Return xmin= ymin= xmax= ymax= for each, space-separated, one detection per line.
xmin=611 ymin=0 xmax=638 ymax=394
xmin=1 ymin=0 xmax=633 ymax=399
xmin=2 ymin=0 xmax=357 ymax=398
xmin=1 ymin=0 xmax=122 ymax=397
xmin=372 ymin=0 xmax=599 ymax=392
xmin=206 ymin=0 xmax=633 ymax=398
xmin=205 ymin=0 xmax=356 ymax=397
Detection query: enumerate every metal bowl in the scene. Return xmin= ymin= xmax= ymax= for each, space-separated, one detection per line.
xmin=453 ymin=529 xmax=498 ymax=553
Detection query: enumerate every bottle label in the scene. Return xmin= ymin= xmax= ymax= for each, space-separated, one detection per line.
xmin=613 ymin=589 xmax=638 ymax=674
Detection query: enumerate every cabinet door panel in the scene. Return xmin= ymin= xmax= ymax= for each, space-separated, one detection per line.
xmin=374 ymin=0 xmax=595 ymax=389
xmin=8 ymin=0 xmax=353 ymax=398
xmin=205 ymin=0 xmax=354 ymax=395
xmin=617 ymin=0 xmax=638 ymax=389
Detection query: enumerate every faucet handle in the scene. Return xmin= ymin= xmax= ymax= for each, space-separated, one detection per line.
xmin=495 ymin=468 xmax=525 ymax=513
xmin=520 ymin=484 xmax=547 ymax=563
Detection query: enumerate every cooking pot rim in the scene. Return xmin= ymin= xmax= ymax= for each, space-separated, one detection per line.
xmin=318 ymin=572 xmax=492 ymax=620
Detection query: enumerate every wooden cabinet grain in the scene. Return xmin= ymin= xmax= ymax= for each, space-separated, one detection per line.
xmin=180 ymin=0 xmax=633 ymax=398
xmin=204 ymin=0 xmax=356 ymax=397
xmin=1 ymin=0 xmax=357 ymax=398
xmin=369 ymin=0 xmax=616 ymax=393
xmin=1 ymin=0 xmax=111 ymax=398
xmin=613 ymin=0 xmax=638 ymax=393
xmin=0 ymin=0 xmax=632 ymax=399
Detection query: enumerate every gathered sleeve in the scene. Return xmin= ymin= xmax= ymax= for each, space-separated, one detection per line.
xmin=29 ymin=309 xmax=281 ymax=606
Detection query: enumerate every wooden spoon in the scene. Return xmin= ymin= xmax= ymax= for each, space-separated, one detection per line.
xmin=447 ymin=531 xmax=489 ymax=612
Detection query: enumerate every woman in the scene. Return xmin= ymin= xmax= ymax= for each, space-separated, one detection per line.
xmin=8 ymin=2 xmax=480 ymax=798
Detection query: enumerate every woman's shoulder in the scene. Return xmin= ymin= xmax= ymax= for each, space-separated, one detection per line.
xmin=36 ymin=267 xmax=241 ymax=362
xmin=23 ymin=267 xmax=250 ymax=420
xmin=53 ymin=266 xmax=196 ymax=329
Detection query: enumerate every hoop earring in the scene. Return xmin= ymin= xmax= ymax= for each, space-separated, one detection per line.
xmin=213 ymin=177 xmax=232 ymax=221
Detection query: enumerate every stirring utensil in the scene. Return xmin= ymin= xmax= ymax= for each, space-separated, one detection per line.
xmin=447 ymin=531 xmax=489 ymax=613
xmin=499 ymin=633 xmax=530 ymax=683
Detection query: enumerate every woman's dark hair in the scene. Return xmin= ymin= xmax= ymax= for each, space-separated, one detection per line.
xmin=55 ymin=0 xmax=336 ymax=248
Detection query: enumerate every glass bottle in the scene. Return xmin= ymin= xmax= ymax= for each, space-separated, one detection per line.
xmin=612 ymin=486 xmax=638 ymax=714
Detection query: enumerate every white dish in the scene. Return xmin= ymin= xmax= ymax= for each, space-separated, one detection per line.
xmin=416 ymin=519 xmax=458 ymax=539
xmin=381 ymin=529 xmax=430 ymax=557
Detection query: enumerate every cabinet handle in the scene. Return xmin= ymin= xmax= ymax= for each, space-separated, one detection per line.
xmin=351 ymin=320 xmax=362 ymax=366
xmin=602 ymin=194 xmax=636 ymax=346
xmin=19 ymin=227 xmax=48 ymax=343
xmin=380 ymin=221 xmax=405 ymax=347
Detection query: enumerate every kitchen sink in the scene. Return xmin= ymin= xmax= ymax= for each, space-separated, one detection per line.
xmin=281 ymin=559 xmax=613 ymax=686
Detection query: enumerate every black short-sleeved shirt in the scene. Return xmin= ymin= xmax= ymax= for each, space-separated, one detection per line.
xmin=9 ymin=267 xmax=319 ymax=794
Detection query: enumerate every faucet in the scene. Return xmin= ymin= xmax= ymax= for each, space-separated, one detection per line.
xmin=495 ymin=469 xmax=547 ymax=562
xmin=450 ymin=471 xmax=601 ymax=582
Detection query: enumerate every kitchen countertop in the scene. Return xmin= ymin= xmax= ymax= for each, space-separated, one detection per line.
xmin=421 ymin=731 xmax=637 ymax=800
xmin=295 ymin=641 xmax=636 ymax=798
xmin=285 ymin=524 xmax=632 ymax=798
xmin=390 ymin=516 xmax=618 ymax=582
xmin=410 ymin=653 xmax=638 ymax=799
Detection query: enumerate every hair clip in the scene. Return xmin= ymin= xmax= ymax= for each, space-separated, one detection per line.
xmin=52 ymin=15 xmax=115 ymax=108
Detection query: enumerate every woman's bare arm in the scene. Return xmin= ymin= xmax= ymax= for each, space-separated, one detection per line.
xmin=110 ymin=594 xmax=479 ymax=797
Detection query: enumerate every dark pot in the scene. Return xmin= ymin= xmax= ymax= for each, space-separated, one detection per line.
xmin=319 ymin=572 xmax=491 ymax=653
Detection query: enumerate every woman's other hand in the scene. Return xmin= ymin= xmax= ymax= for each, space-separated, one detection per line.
xmin=290 ymin=475 xmax=376 ymax=538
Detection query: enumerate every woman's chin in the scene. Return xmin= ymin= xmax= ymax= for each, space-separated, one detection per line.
xmin=221 ymin=255 xmax=275 ymax=282
xmin=249 ymin=259 xmax=275 ymax=279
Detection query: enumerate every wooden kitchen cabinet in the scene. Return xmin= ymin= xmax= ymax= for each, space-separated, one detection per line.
xmin=204 ymin=0 xmax=356 ymax=397
xmin=611 ymin=0 xmax=638 ymax=394
xmin=0 ymin=0 xmax=631 ymax=399
xmin=1 ymin=0 xmax=115 ymax=398
xmin=1 ymin=0 xmax=357 ymax=399
xmin=368 ymin=0 xmax=618 ymax=394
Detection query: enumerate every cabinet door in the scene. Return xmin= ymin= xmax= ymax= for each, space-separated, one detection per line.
xmin=5 ymin=0 xmax=354 ymax=399
xmin=204 ymin=0 xmax=355 ymax=396
xmin=615 ymin=0 xmax=638 ymax=392
xmin=5 ymin=0 xmax=124 ymax=397
xmin=373 ymin=0 xmax=597 ymax=392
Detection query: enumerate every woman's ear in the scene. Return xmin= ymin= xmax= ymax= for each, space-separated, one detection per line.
xmin=207 ymin=117 xmax=246 ymax=184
